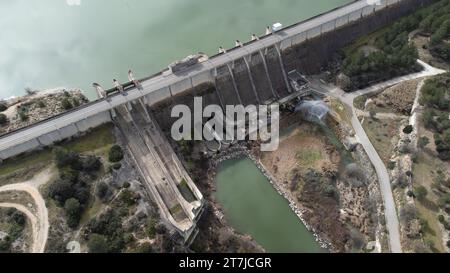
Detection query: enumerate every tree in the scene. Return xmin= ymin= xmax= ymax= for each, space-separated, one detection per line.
xmin=418 ymin=136 xmax=430 ymax=148
xmin=108 ymin=145 xmax=124 ymax=163
xmin=61 ymin=98 xmax=73 ymax=110
xmin=64 ymin=198 xmax=82 ymax=228
xmin=0 ymin=114 xmax=7 ymax=125
xmin=81 ymin=155 xmax=101 ymax=172
xmin=414 ymin=185 xmax=428 ymax=201
xmin=96 ymin=181 xmax=109 ymax=200
xmin=47 ymin=178 xmax=74 ymax=205
xmin=0 ymin=102 xmax=7 ymax=112
xmin=87 ymin=234 xmax=109 ymax=253
xmin=53 ymin=148 xmax=81 ymax=169
xmin=403 ymin=125 xmax=414 ymax=134
xmin=19 ymin=111 xmax=28 ymax=122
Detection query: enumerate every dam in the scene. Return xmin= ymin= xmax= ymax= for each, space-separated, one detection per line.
xmin=0 ymin=0 xmax=438 ymax=241
xmin=0 ymin=0 xmax=435 ymax=160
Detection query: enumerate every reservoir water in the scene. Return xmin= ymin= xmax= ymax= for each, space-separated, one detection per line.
xmin=215 ymin=157 xmax=322 ymax=252
xmin=0 ymin=0 xmax=350 ymax=100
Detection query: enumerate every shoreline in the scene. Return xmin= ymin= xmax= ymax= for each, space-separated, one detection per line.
xmin=1 ymin=87 xmax=85 ymax=105
xmin=209 ymin=144 xmax=333 ymax=252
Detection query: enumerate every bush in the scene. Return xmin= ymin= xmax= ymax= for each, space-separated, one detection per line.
xmin=61 ymin=98 xmax=73 ymax=110
xmin=53 ymin=148 xmax=81 ymax=169
xmin=81 ymin=155 xmax=101 ymax=172
xmin=387 ymin=161 xmax=396 ymax=170
xmin=146 ymin=219 xmax=157 ymax=239
xmin=72 ymin=98 xmax=80 ymax=108
xmin=64 ymin=198 xmax=82 ymax=228
xmin=108 ymin=145 xmax=124 ymax=163
xmin=96 ymin=181 xmax=109 ymax=200
xmin=418 ymin=136 xmax=430 ymax=148
xmin=414 ymin=185 xmax=428 ymax=200
xmin=323 ymin=184 xmax=338 ymax=200
xmin=0 ymin=102 xmax=7 ymax=112
xmin=403 ymin=125 xmax=414 ymax=134
xmin=0 ymin=114 xmax=7 ymax=125
xmin=88 ymin=234 xmax=109 ymax=253
xmin=19 ymin=111 xmax=28 ymax=122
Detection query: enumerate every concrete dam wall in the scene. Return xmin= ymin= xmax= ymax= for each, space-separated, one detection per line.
xmin=0 ymin=0 xmax=437 ymax=160
xmin=151 ymin=0 xmax=437 ymax=132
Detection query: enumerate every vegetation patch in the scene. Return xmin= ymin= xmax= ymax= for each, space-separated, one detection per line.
xmin=420 ymin=74 xmax=450 ymax=160
xmin=0 ymin=208 xmax=28 ymax=253
xmin=46 ymin=147 xmax=102 ymax=228
xmin=340 ymin=0 xmax=450 ymax=91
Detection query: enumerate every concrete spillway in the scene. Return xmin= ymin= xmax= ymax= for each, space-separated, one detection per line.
xmin=232 ymin=58 xmax=260 ymax=105
xmin=215 ymin=65 xmax=242 ymax=106
xmin=264 ymin=46 xmax=290 ymax=98
xmin=248 ymin=51 xmax=277 ymax=103
xmin=116 ymin=100 xmax=203 ymax=239
xmin=0 ymin=0 xmax=439 ymax=160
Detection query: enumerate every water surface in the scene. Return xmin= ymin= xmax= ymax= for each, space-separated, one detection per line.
xmin=0 ymin=0 xmax=350 ymax=99
xmin=215 ymin=157 xmax=321 ymax=252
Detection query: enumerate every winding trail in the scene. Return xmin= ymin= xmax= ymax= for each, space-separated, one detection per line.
xmin=0 ymin=169 xmax=51 ymax=253
xmin=310 ymin=60 xmax=446 ymax=253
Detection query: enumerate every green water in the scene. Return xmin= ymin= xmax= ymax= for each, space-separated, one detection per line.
xmin=0 ymin=0 xmax=350 ymax=100
xmin=215 ymin=157 xmax=322 ymax=253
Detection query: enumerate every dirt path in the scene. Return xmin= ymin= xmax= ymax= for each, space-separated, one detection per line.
xmin=0 ymin=168 xmax=52 ymax=253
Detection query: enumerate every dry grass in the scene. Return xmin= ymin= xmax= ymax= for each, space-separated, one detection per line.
xmin=361 ymin=117 xmax=404 ymax=164
xmin=261 ymin=122 xmax=338 ymax=183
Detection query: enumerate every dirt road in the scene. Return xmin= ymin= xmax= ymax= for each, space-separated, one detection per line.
xmin=0 ymin=169 xmax=52 ymax=253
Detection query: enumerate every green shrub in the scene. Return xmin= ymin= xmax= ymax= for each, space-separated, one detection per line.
xmin=96 ymin=181 xmax=109 ymax=200
xmin=0 ymin=114 xmax=7 ymax=125
xmin=0 ymin=102 xmax=7 ymax=112
xmin=403 ymin=125 xmax=414 ymax=134
xmin=414 ymin=185 xmax=428 ymax=200
xmin=418 ymin=136 xmax=430 ymax=148
xmin=108 ymin=145 xmax=124 ymax=163
xmin=387 ymin=161 xmax=396 ymax=170
xmin=19 ymin=111 xmax=28 ymax=122
xmin=88 ymin=234 xmax=109 ymax=253
xmin=61 ymin=98 xmax=73 ymax=110
xmin=64 ymin=198 xmax=82 ymax=228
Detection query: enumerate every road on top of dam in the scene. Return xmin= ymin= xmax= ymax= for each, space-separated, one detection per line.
xmin=0 ymin=0 xmax=375 ymax=152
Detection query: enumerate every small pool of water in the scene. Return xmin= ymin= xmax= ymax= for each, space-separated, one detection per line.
xmin=215 ymin=157 xmax=322 ymax=253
